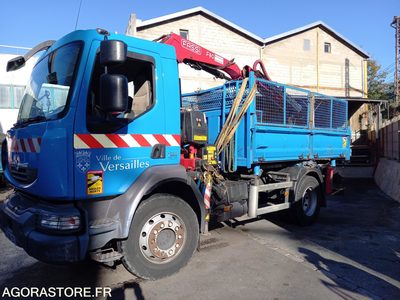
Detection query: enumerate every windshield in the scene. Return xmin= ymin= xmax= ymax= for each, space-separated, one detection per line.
xmin=17 ymin=42 xmax=81 ymax=125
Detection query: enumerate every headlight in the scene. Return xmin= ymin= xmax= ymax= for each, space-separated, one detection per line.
xmin=38 ymin=214 xmax=81 ymax=233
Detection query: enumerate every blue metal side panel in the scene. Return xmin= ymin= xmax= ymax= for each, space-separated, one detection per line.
xmin=313 ymin=130 xmax=351 ymax=160
xmin=205 ymin=111 xmax=221 ymax=144
xmin=254 ymin=127 xmax=311 ymax=162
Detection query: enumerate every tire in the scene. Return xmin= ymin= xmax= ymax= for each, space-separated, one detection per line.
xmin=291 ymin=176 xmax=321 ymax=226
xmin=120 ymin=193 xmax=199 ymax=280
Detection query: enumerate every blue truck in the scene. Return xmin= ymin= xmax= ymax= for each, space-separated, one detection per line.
xmin=0 ymin=29 xmax=350 ymax=279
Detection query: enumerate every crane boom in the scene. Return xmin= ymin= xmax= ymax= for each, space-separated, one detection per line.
xmin=157 ymin=33 xmax=245 ymax=80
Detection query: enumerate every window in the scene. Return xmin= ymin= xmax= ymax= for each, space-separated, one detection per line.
xmin=179 ymin=29 xmax=189 ymax=40
xmin=13 ymin=86 xmax=25 ymax=108
xmin=303 ymin=39 xmax=311 ymax=51
xmin=0 ymin=85 xmax=12 ymax=108
xmin=324 ymin=42 xmax=331 ymax=53
xmin=17 ymin=42 xmax=82 ymax=124
xmin=87 ymin=53 xmax=155 ymax=132
xmin=0 ymin=85 xmax=26 ymax=109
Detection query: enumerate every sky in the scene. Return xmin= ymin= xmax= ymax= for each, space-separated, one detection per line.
xmin=0 ymin=0 xmax=398 ymax=81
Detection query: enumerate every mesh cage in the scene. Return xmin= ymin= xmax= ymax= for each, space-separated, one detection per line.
xmin=182 ymin=78 xmax=348 ymax=132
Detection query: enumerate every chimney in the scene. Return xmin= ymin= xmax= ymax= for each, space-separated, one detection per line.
xmin=126 ymin=13 xmax=137 ymax=36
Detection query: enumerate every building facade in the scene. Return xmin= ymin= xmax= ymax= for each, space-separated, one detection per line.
xmin=126 ymin=7 xmax=369 ymax=98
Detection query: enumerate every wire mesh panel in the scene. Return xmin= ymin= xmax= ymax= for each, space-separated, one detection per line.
xmin=332 ymin=99 xmax=347 ymax=130
xmin=256 ymin=80 xmax=284 ymax=125
xmin=285 ymin=88 xmax=309 ymax=127
xmin=181 ymin=94 xmax=200 ymax=110
xmin=225 ymin=80 xmax=250 ymax=107
xmin=182 ymin=81 xmax=248 ymax=111
xmin=314 ymin=95 xmax=331 ymax=129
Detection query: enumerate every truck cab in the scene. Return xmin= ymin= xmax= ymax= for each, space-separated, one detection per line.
xmin=0 ymin=30 xmax=204 ymax=277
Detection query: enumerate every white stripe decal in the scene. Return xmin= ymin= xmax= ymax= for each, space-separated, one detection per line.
xmin=120 ymin=134 xmax=140 ymax=147
xmin=73 ymin=134 xmax=181 ymax=149
xmin=142 ymin=134 xmax=159 ymax=146
xmin=164 ymin=134 xmax=180 ymax=147
xmin=33 ymin=138 xmax=40 ymax=152
xmin=23 ymin=139 xmax=31 ymax=152
xmin=74 ymin=135 xmax=90 ymax=149
xmin=92 ymin=134 xmax=117 ymax=148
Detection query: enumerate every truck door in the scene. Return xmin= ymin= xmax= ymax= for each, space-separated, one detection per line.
xmin=73 ymin=46 xmax=181 ymax=199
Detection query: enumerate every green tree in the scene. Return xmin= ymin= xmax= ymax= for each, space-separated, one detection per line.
xmin=368 ymin=60 xmax=394 ymax=100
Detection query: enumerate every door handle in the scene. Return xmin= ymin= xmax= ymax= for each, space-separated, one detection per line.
xmin=151 ymin=144 xmax=166 ymax=159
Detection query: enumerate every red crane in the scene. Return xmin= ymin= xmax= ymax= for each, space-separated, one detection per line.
xmin=156 ymin=33 xmax=271 ymax=81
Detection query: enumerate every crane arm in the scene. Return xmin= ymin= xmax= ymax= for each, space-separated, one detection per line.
xmin=157 ymin=33 xmax=243 ymax=80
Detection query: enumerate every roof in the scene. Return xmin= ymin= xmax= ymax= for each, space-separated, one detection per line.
xmin=264 ymin=21 xmax=369 ymax=58
xmin=136 ymin=6 xmax=265 ymax=44
xmin=136 ymin=7 xmax=369 ymax=58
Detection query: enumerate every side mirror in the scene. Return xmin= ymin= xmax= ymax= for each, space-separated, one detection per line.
xmin=100 ymin=40 xmax=127 ymax=66
xmin=6 ymin=56 xmax=25 ymax=72
xmin=99 ymin=74 xmax=128 ymax=113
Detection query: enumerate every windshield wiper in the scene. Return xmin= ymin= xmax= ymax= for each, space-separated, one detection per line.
xmin=16 ymin=115 xmax=47 ymax=127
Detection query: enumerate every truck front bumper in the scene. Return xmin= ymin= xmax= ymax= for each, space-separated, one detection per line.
xmin=0 ymin=192 xmax=89 ymax=263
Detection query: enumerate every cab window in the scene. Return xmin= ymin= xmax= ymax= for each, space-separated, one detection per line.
xmin=87 ymin=52 xmax=155 ymax=132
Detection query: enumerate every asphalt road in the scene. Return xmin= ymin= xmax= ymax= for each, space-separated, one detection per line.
xmin=0 ymin=179 xmax=399 ymax=300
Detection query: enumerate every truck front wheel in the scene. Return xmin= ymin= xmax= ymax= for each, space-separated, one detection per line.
xmin=291 ymin=176 xmax=321 ymax=226
xmin=120 ymin=193 xmax=199 ymax=280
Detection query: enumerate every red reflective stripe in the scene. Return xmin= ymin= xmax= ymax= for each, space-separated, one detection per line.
xmin=132 ymin=134 xmax=151 ymax=147
xmin=172 ymin=134 xmax=181 ymax=145
xmin=77 ymin=134 xmax=104 ymax=148
xmin=106 ymin=134 xmax=129 ymax=148
xmin=14 ymin=140 xmax=19 ymax=152
xmin=28 ymin=139 xmax=36 ymax=153
xmin=37 ymin=138 xmax=42 ymax=145
xmin=153 ymin=134 xmax=170 ymax=146
xmin=20 ymin=139 xmax=27 ymax=152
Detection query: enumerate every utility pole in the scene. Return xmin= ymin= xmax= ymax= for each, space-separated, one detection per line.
xmin=391 ymin=16 xmax=400 ymax=104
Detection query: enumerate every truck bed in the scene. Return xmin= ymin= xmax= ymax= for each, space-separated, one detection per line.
xmin=182 ymin=74 xmax=351 ymax=170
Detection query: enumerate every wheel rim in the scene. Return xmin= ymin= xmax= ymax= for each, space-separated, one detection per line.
xmin=139 ymin=212 xmax=186 ymax=264
xmin=302 ymin=187 xmax=318 ymax=217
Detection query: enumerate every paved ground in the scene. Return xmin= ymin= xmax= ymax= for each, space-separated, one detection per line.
xmin=0 ymin=179 xmax=399 ymax=300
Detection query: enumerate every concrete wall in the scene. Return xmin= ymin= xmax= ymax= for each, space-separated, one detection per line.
xmin=263 ymin=27 xmax=366 ymax=98
xmin=375 ymin=158 xmax=400 ymax=203
xmin=130 ymin=14 xmax=261 ymax=93
xmin=379 ymin=116 xmax=400 ymax=160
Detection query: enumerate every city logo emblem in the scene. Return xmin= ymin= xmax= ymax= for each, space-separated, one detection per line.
xmin=76 ymin=150 xmax=91 ymax=173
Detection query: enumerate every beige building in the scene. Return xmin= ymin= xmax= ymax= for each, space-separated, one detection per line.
xmin=126 ymin=7 xmax=369 ymax=98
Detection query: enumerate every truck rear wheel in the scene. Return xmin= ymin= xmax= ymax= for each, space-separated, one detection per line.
xmin=291 ymin=176 xmax=321 ymax=225
xmin=120 ymin=193 xmax=199 ymax=280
